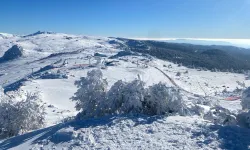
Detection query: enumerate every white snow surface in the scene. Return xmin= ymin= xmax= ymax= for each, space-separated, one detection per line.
xmin=0 ymin=116 xmax=218 ymax=150
xmin=1 ymin=32 xmax=250 ymax=149
xmin=2 ymin=115 xmax=250 ymax=150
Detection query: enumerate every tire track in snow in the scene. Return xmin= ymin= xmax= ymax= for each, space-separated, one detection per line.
xmin=153 ymin=66 xmax=197 ymax=95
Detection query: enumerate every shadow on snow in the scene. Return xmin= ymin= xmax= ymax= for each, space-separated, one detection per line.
xmin=192 ymin=124 xmax=250 ymax=150
xmin=0 ymin=114 xmax=162 ymax=150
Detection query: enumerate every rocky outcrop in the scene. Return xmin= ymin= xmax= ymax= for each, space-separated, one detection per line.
xmin=0 ymin=45 xmax=24 ymax=62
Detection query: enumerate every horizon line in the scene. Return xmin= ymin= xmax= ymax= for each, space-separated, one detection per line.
xmin=1 ymin=31 xmax=250 ymax=40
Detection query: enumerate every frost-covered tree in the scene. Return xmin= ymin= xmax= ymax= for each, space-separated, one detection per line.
xmin=204 ymin=106 xmax=237 ymax=125
xmin=106 ymin=79 xmax=146 ymax=114
xmin=115 ymin=79 xmax=145 ymax=114
xmin=176 ymin=72 xmax=181 ymax=76
xmin=144 ymin=83 xmax=185 ymax=115
xmin=241 ymin=87 xmax=250 ymax=110
xmin=73 ymin=70 xmax=186 ymax=118
xmin=71 ymin=69 xmax=108 ymax=118
xmin=0 ymin=99 xmax=16 ymax=138
xmin=0 ymin=86 xmax=6 ymax=100
xmin=0 ymin=92 xmax=45 ymax=139
xmin=0 ymin=86 xmax=3 ymax=95
xmin=15 ymin=93 xmax=46 ymax=133
xmin=236 ymin=87 xmax=250 ymax=128
xmin=106 ymin=80 xmax=126 ymax=114
xmin=107 ymin=80 xmax=185 ymax=115
xmin=236 ymin=110 xmax=250 ymax=128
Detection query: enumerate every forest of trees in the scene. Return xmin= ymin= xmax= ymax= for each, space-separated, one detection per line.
xmin=120 ymin=39 xmax=250 ymax=73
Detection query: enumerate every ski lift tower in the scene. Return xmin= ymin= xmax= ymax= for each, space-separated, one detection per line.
xmin=86 ymin=55 xmax=92 ymax=66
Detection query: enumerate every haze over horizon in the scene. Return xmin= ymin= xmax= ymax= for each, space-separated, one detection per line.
xmin=1 ymin=0 xmax=250 ymax=39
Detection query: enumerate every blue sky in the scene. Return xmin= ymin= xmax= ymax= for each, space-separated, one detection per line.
xmin=1 ymin=0 xmax=250 ymax=38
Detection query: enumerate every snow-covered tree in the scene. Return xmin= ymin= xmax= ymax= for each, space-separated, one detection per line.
xmin=236 ymin=110 xmax=250 ymax=128
xmin=106 ymin=80 xmax=126 ymax=114
xmin=0 ymin=86 xmax=3 ymax=94
xmin=71 ymin=69 xmax=108 ymax=118
xmin=204 ymin=106 xmax=237 ymax=125
xmin=72 ymin=70 xmax=186 ymax=118
xmin=144 ymin=83 xmax=185 ymax=115
xmin=176 ymin=72 xmax=181 ymax=76
xmin=241 ymin=87 xmax=250 ymax=110
xmin=107 ymin=80 xmax=185 ymax=115
xmin=104 ymin=79 xmax=146 ymax=115
xmin=114 ymin=79 xmax=145 ymax=114
xmin=236 ymin=87 xmax=250 ymax=128
xmin=15 ymin=93 xmax=46 ymax=133
xmin=0 ymin=92 xmax=45 ymax=139
xmin=0 ymin=86 xmax=6 ymax=100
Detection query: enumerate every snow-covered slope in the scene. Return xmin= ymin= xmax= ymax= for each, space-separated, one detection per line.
xmin=0 ymin=116 xmax=225 ymax=149
xmin=0 ymin=32 xmax=116 ymax=58
xmin=1 ymin=31 xmax=250 ymax=149
xmin=2 ymin=115 xmax=250 ymax=150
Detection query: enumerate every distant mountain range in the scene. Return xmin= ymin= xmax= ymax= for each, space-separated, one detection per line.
xmin=131 ymin=38 xmax=250 ymax=48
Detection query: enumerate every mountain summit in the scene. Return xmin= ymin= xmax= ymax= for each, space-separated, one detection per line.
xmin=23 ymin=31 xmax=55 ymax=37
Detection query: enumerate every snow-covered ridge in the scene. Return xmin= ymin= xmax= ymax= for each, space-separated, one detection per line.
xmin=0 ymin=31 xmax=119 ymax=59
xmin=23 ymin=31 xmax=56 ymax=37
xmin=0 ymin=33 xmax=16 ymax=39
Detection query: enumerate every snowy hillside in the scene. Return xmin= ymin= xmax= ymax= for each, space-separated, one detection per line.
xmin=3 ymin=115 xmax=250 ymax=150
xmin=1 ymin=31 xmax=250 ymax=149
